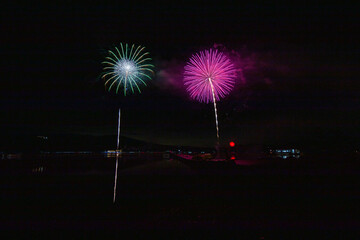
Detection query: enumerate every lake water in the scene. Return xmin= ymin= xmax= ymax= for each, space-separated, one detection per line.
xmin=1 ymin=152 xmax=359 ymax=237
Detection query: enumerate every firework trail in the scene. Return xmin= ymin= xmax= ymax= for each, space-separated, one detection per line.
xmin=184 ymin=48 xmax=236 ymax=143
xmin=102 ymin=43 xmax=154 ymax=95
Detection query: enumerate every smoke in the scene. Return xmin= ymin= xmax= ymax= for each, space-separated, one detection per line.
xmin=154 ymin=58 xmax=186 ymax=96
xmin=213 ymin=43 xmax=290 ymax=85
xmin=211 ymin=43 xmax=291 ymax=111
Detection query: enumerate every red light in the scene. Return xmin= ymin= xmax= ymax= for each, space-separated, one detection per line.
xmin=230 ymin=156 xmax=236 ymax=160
xmin=229 ymin=141 xmax=235 ymax=147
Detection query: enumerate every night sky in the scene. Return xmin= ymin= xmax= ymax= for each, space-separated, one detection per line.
xmin=1 ymin=2 xmax=359 ymax=148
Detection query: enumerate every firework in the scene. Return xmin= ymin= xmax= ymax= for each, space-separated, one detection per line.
xmin=184 ymin=48 xmax=236 ymax=103
xmin=184 ymin=48 xmax=236 ymax=143
xmin=102 ymin=43 xmax=154 ymax=95
xmin=101 ymin=43 xmax=154 ymax=203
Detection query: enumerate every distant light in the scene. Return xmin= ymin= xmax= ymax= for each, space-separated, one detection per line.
xmin=229 ymin=141 xmax=235 ymax=147
xmin=230 ymin=156 xmax=236 ymax=160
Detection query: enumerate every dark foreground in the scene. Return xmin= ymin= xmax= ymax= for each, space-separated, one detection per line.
xmin=1 ymin=153 xmax=360 ymax=238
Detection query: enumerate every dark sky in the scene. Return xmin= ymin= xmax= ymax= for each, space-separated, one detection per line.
xmin=1 ymin=1 xmax=359 ymax=148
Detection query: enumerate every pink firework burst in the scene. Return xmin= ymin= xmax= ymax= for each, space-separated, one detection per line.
xmin=184 ymin=48 xmax=236 ymax=103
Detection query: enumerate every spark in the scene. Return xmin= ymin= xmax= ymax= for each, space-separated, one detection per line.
xmin=184 ymin=48 xmax=236 ymax=103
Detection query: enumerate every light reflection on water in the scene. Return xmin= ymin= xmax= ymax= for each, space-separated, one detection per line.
xmin=1 ymin=152 xmax=166 ymax=175
xmin=32 ymin=166 xmax=45 ymax=173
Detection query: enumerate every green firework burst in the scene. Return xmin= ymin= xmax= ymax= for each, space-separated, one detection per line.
xmin=101 ymin=43 xmax=154 ymax=95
